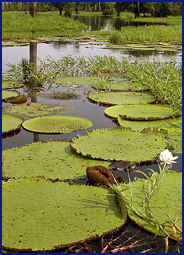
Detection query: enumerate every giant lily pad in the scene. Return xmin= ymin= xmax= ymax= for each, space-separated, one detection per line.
xmin=118 ymin=115 xmax=182 ymax=131
xmin=2 ymin=178 xmax=126 ymax=252
xmin=105 ymin=104 xmax=182 ymax=120
xmin=70 ymin=127 xmax=168 ymax=163
xmin=117 ymin=172 xmax=182 ymax=241
xmin=3 ymin=103 xmax=74 ymax=118
xmin=92 ymin=80 xmax=146 ymax=92
xmin=2 ymin=79 xmax=24 ymax=89
xmin=22 ymin=116 xmax=93 ymax=134
xmin=88 ymin=92 xmax=156 ymax=105
xmin=2 ymin=141 xmax=110 ymax=181
xmin=2 ymin=90 xmax=20 ymax=100
xmin=2 ymin=113 xmax=23 ymax=135
xmin=118 ymin=116 xmax=182 ymax=153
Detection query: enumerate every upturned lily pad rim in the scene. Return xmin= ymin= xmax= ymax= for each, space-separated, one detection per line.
xmin=120 ymin=113 xmax=182 ymax=121
xmin=22 ymin=116 xmax=93 ymax=134
xmin=5 ymin=95 xmax=27 ymax=104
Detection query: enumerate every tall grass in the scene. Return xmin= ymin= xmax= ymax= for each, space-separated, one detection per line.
xmin=109 ymin=24 xmax=182 ymax=44
xmin=5 ymin=55 xmax=182 ymax=111
xmin=2 ymin=11 xmax=87 ymax=39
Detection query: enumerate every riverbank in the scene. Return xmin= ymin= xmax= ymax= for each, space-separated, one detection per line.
xmin=2 ymin=11 xmax=182 ymax=44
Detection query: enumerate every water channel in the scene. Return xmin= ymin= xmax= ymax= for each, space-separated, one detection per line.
xmin=2 ymin=15 xmax=182 ymax=253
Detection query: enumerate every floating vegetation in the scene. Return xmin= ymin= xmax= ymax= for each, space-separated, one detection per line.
xmin=88 ymin=92 xmax=156 ymax=106
xmin=2 ymin=79 xmax=25 ymax=89
xmin=2 ymin=141 xmax=110 ymax=181
xmin=2 ymin=113 xmax=23 ymax=136
xmin=54 ymin=76 xmax=99 ymax=87
xmin=116 ymin=172 xmax=182 ymax=241
xmin=71 ymin=127 xmax=168 ymax=163
xmin=2 ymin=177 xmax=126 ymax=252
xmin=3 ymin=102 xmax=74 ymax=118
xmin=118 ymin=115 xmax=182 ymax=131
xmin=2 ymin=90 xmax=20 ymax=101
xmin=4 ymin=95 xmax=27 ymax=104
xmin=117 ymin=115 xmax=182 ymax=153
xmin=105 ymin=104 xmax=182 ymax=120
xmin=22 ymin=116 xmax=93 ymax=134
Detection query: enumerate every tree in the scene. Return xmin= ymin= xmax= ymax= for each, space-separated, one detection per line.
xmin=51 ymin=2 xmax=65 ymax=16
xmin=29 ymin=2 xmax=37 ymax=18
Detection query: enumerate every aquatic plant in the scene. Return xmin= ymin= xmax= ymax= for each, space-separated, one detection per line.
xmin=108 ymin=150 xmax=182 ymax=251
xmin=4 ymin=95 xmax=27 ymax=104
xmin=2 ymin=113 xmax=23 ymax=136
xmin=3 ymin=102 xmax=74 ymax=118
xmin=2 ymin=141 xmax=110 ymax=181
xmin=71 ymin=127 xmax=168 ymax=163
xmin=22 ymin=116 xmax=93 ymax=134
xmin=105 ymin=104 xmax=182 ymax=120
xmin=2 ymin=90 xmax=20 ymax=100
xmin=88 ymin=91 xmax=156 ymax=106
xmin=2 ymin=178 xmax=126 ymax=252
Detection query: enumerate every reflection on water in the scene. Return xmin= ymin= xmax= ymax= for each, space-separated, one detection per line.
xmin=72 ymin=15 xmax=168 ymax=31
xmin=2 ymin=42 xmax=181 ymax=74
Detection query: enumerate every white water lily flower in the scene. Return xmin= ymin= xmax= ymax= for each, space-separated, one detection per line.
xmin=159 ymin=149 xmax=178 ymax=165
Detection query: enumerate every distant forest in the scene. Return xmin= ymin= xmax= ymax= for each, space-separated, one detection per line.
xmin=2 ymin=2 xmax=182 ymax=18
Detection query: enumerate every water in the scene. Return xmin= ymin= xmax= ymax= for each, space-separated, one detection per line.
xmin=72 ymin=15 xmax=169 ymax=31
xmin=2 ymin=42 xmax=182 ymax=74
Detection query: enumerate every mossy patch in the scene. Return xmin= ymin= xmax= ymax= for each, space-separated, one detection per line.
xmin=3 ymin=102 xmax=74 ymax=118
xmin=2 ymin=79 xmax=25 ymax=89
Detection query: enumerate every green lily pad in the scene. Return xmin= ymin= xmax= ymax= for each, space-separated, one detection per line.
xmin=2 ymin=90 xmax=20 ymax=100
xmin=118 ymin=116 xmax=182 ymax=131
xmin=88 ymin=92 xmax=156 ymax=105
xmin=2 ymin=79 xmax=25 ymax=89
xmin=71 ymin=127 xmax=168 ymax=164
xmin=2 ymin=178 xmax=126 ymax=252
xmin=3 ymin=103 xmax=74 ymax=118
xmin=118 ymin=172 xmax=182 ymax=241
xmin=105 ymin=104 xmax=182 ymax=120
xmin=2 ymin=141 xmax=110 ymax=181
xmin=118 ymin=116 xmax=182 ymax=153
xmin=2 ymin=113 xmax=23 ymax=135
xmin=22 ymin=116 xmax=93 ymax=134
xmin=92 ymin=80 xmax=146 ymax=91
xmin=166 ymin=127 xmax=182 ymax=154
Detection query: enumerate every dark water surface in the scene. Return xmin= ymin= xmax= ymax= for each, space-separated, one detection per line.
xmin=72 ymin=15 xmax=169 ymax=31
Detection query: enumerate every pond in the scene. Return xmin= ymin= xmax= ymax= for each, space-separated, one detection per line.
xmin=72 ymin=15 xmax=170 ymax=31
xmin=2 ymin=15 xmax=182 ymax=253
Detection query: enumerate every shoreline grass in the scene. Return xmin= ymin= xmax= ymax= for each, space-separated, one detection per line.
xmin=2 ymin=11 xmax=182 ymax=44
xmin=2 ymin=11 xmax=87 ymax=39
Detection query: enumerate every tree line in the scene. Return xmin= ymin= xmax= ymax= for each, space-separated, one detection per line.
xmin=2 ymin=2 xmax=182 ymax=18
